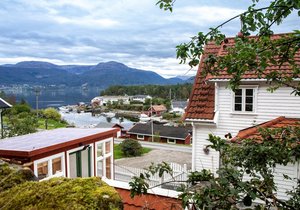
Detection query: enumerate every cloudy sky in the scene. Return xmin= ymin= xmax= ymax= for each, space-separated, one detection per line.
xmin=0 ymin=0 xmax=298 ymax=78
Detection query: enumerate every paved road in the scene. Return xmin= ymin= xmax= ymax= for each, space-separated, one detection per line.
xmin=114 ymin=138 xmax=192 ymax=153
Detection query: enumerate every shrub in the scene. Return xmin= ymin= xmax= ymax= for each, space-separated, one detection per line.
xmin=119 ymin=139 xmax=142 ymax=157
xmin=0 ymin=163 xmax=36 ymax=193
xmin=42 ymin=108 xmax=61 ymax=121
xmin=0 ymin=177 xmax=123 ymax=210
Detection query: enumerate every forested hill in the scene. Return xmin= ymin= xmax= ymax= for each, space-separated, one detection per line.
xmin=100 ymin=83 xmax=193 ymax=100
xmin=0 ymin=61 xmax=188 ymax=88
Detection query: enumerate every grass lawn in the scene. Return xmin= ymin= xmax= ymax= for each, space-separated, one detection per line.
xmin=38 ymin=118 xmax=68 ymax=130
xmin=114 ymin=144 xmax=152 ymax=160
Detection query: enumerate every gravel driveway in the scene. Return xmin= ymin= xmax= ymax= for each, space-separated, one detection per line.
xmin=115 ymin=149 xmax=192 ymax=169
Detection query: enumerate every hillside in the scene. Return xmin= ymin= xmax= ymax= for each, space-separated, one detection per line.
xmin=0 ymin=61 xmax=185 ymax=88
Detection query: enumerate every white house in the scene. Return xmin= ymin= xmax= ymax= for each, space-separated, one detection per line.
xmin=184 ymin=34 xmax=300 ymax=200
xmin=91 ymin=96 xmax=130 ymax=106
xmin=170 ymin=100 xmax=187 ymax=114
xmin=131 ymin=95 xmax=152 ymax=103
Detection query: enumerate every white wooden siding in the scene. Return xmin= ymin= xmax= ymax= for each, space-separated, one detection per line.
xmin=193 ymin=82 xmax=300 ymax=200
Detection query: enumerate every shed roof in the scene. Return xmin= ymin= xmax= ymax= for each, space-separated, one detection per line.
xmin=184 ymin=33 xmax=300 ymax=121
xmin=0 ymin=98 xmax=12 ymax=109
xmin=0 ymin=128 xmax=117 ymax=159
xmin=128 ymin=122 xmax=191 ymax=140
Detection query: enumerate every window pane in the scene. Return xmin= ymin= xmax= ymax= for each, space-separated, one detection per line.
xmin=246 ymin=97 xmax=253 ymax=103
xmin=246 ymin=89 xmax=253 ymax=96
xmin=105 ymin=141 xmax=111 ymax=154
xmin=37 ymin=161 xmax=48 ymax=179
xmin=97 ymin=143 xmax=103 ymax=157
xmin=235 ymin=104 xmax=242 ymax=111
xmin=245 ymin=104 xmax=253 ymax=111
xmin=106 ymin=157 xmax=111 ymax=179
xmin=97 ymin=160 xmax=103 ymax=177
xmin=52 ymin=157 xmax=62 ymax=175
xmin=235 ymin=96 xmax=242 ymax=103
xmin=235 ymin=89 xmax=242 ymax=96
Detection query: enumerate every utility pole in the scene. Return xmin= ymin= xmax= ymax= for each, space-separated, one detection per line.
xmin=34 ymin=87 xmax=41 ymax=118
xmin=151 ymin=99 xmax=154 ymax=142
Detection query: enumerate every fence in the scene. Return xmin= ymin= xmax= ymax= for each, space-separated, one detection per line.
xmin=114 ymin=162 xmax=190 ymax=190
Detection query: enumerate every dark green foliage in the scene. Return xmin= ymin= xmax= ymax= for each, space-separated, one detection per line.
xmin=0 ymin=177 xmax=123 ymax=210
xmin=157 ymin=0 xmax=300 ymax=95
xmin=130 ymin=126 xmax=300 ymax=209
xmin=119 ymin=139 xmax=143 ymax=157
xmin=101 ymin=83 xmax=192 ymax=100
xmin=10 ymin=104 xmax=31 ymax=114
xmin=0 ymin=163 xmax=36 ymax=193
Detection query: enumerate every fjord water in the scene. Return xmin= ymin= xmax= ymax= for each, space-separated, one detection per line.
xmin=2 ymin=86 xmax=102 ymax=108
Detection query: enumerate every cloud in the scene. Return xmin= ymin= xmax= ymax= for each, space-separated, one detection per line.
xmin=171 ymin=6 xmax=244 ymax=25
xmin=0 ymin=0 xmax=297 ymax=79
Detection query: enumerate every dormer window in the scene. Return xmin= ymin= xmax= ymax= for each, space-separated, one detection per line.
xmin=233 ymin=86 xmax=257 ymax=113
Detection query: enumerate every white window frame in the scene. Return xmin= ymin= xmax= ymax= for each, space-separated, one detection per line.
xmin=232 ymin=85 xmax=258 ymax=113
xmin=167 ymin=138 xmax=176 ymax=144
xmin=95 ymin=138 xmax=113 ymax=179
xmin=137 ymin=134 xmax=144 ymax=140
xmin=34 ymin=152 xmax=65 ymax=181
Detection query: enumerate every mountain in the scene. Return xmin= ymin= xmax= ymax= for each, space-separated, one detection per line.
xmin=0 ymin=61 xmax=185 ymax=88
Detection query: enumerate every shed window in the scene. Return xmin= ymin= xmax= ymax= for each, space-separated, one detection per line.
xmin=37 ymin=161 xmax=48 ymax=179
xmin=137 ymin=135 xmax=144 ymax=140
xmin=52 ymin=157 xmax=62 ymax=175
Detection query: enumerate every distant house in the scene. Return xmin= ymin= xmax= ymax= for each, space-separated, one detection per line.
xmin=148 ymin=105 xmax=167 ymax=116
xmin=127 ymin=122 xmax=192 ymax=145
xmin=131 ymin=95 xmax=152 ymax=103
xmin=95 ymin=122 xmax=133 ymax=138
xmin=170 ymin=100 xmax=187 ymax=114
xmin=0 ymin=128 xmax=117 ymax=180
xmin=91 ymin=96 xmax=130 ymax=107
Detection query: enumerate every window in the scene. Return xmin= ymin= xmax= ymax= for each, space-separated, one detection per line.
xmin=52 ymin=157 xmax=62 ymax=175
xmin=233 ymin=87 xmax=256 ymax=112
xmin=96 ymin=138 xmax=113 ymax=178
xmin=35 ymin=153 xmax=64 ymax=180
xmin=37 ymin=161 xmax=48 ymax=180
xmin=167 ymin=139 xmax=176 ymax=144
xmin=137 ymin=135 xmax=144 ymax=140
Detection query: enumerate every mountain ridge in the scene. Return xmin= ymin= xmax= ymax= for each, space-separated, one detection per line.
xmin=0 ymin=61 xmax=188 ymax=88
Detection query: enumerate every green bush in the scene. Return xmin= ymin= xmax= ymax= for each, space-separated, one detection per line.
xmin=0 ymin=163 xmax=36 ymax=193
xmin=11 ymin=104 xmax=31 ymax=114
xmin=119 ymin=139 xmax=142 ymax=157
xmin=0 ymin=177 xmax=123 ymax=210
xmin=42 ymin=108 xmax=61 ymax=121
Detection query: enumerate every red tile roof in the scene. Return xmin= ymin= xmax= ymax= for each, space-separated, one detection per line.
xmin=151 ymin=105 xmax=167 ymax=112
xmin=232 ymin=116 xmax=300 ymax=142
xmin=184 ymin=33 xmax=300 ymax=121
xmin=183 ymin=43 xmax=216 ymax=121
xmin=116 ymin=188 xmax=183 ymax=210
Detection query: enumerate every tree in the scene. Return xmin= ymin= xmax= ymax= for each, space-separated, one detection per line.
xmin=157 ymin=0 xmax=300 ymax=94
xmin=42 ymin=108 xmax=61 ymax=121
xmin=130 ymin=127 xmax=300 ymax=209
xmin=128 ymin=0 xmax=300 ymax=208
xmin=119 ymin=139 xmax=143 ymax=157
xmin=3 ymin=103 xmax=38 ymax=137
